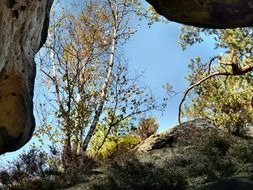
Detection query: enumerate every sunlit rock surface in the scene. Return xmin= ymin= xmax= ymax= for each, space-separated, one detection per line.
xmin=146 ymin=0 xmax=253 ymax=28
xmin=0 ymin=0 xmax=53 ymax=154
xmin=135 ymin=119 xmax=217 ymax=153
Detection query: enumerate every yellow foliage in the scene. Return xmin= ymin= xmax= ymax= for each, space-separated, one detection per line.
xmin=89 ymin=133 xmax=140 ymax=159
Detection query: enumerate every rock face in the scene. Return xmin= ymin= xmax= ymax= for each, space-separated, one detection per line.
xmin=146 ymin=0 xmax=253 ymax=28
xmin=0 ymin=0 xmax=53 ymax=154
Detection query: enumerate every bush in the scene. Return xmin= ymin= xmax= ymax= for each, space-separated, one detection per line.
xmin=137 ymin=117 xmax=159 ymax=140
xmin=96 ymin=135 xmax=140 ymax=159
xmin=169 ymin=133 xmax=253 ymax=186
xmin=0 ymin=147 xmax=96 ymax=190
xmin=93 ymin=158 xmax=187 ymax=190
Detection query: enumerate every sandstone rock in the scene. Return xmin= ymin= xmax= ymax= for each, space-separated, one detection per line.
xmin=65 ymin=119 xmax=253 ymax=190
xmin=0 ymin=0 xmax=53 ymax=154
xmin=134 ymin=119 xmax=221 ymax=168
xmin=135 ymin=118 xmax=217 ymax=153
xmin=146 ymin=0 xmax=253 ymax=28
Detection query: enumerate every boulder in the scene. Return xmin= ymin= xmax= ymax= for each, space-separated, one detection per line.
xmin=135 ymin=118 xmax=217 ymax=153
xmin=0 ymin=0 xmax=53 ymax=154
xmin=146 ymin=0 xmax=253 ymax=28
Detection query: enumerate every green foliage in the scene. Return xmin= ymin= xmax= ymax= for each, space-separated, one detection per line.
xmin=36 ymin=0 xmax=164 ymax=154
xmin=93 ymin=158 xmax=187 ymax=190
xmin=180 ymin=26 xmax=253 ymax=134
xmin=169 ymin=134 xmax=253 ymax=186
xmin=90 ymin=132 xmax=140 ymax=159
xmin=184 ymin=71 xmax=253 ymax=134
xmin=179 ymin=27 xmax=253 ymax=52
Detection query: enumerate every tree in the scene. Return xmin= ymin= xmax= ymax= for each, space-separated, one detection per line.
xmin=184 ymin=60 xmax=253 ymax=135
xmin=178 ymin=27 xmax=253 ymax=134
xmin=35 ymin=0 xmax=165 ymax=158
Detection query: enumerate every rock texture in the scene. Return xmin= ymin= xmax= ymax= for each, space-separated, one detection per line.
xmin=65 ymin=119 xmax=253 ymax=190
xmin=146 ymin=0 xmax=253 ymax=28
xmin=0 ymin=0 xmax=53 ymax=154
xmin=135 ymin=118 xmax=218 ymax=153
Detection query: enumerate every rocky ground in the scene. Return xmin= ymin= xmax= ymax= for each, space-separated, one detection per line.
xmin=66 ymin=119 xmax=253 ymax=190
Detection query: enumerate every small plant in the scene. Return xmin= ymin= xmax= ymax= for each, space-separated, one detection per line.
xmin=137 ymin=117 xmax=159 ymax=140
xmin=96 ymin=135 xmax=140 ymax=160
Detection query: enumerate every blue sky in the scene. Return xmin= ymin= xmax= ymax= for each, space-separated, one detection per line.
xmin=124 ymin=19 xmax=217 ymax=131
xmin=0 ymin=1 xmax=219 ymax=164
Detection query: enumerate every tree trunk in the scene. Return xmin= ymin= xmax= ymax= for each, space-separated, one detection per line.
xmin=82 ymin=26 xmax=117 ymax=151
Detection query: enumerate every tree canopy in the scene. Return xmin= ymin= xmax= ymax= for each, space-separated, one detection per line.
xmin=180 ymin=27 xmax=253 ymax=134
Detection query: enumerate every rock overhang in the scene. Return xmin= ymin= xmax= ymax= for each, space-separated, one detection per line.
xmin=0 ymin=0 xmax=53 ymax=154
xmin=146 ymin=0 xmax=253 ymax=29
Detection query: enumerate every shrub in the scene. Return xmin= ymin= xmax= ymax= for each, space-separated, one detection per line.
xmin=169 ymin=133 xmax=253 ymax=186
xmin=96 ymin=135 xmax=140 ymax=159
xmin=137 ymin=117 xmax=159 ymax=140
xmin=93 ymin=158 xmax=187 ymax=190
xmin=0 ymin=147 xmax=96 ymax=190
